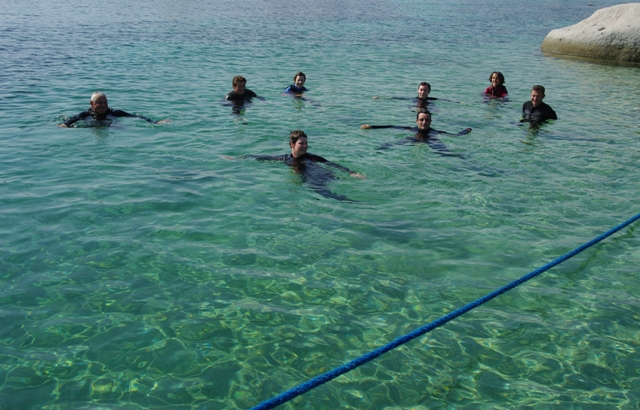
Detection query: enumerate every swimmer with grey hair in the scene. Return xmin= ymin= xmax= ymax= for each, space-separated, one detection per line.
xmin=58 ymin=92 xmax=170 ymax=127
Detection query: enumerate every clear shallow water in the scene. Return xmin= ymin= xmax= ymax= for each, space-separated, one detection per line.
xmin=1 ymin=0 xmax=640 ymax=408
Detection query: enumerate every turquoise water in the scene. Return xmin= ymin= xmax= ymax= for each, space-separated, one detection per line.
xmin=2 ymin=0 xmax=640 ymax=408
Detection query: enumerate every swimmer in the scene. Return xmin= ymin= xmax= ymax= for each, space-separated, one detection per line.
xmin=284 ymin=72 xmax=308 ymax=95
xmin=245 ymin=130 xmax=364 ymax=202
xmin=282 ymin=71 xmax=321 ymax=106
xmin=484 ymin=71 xmax=508 ymax=98
xmin=58 ymin=92 xmax=170 ymax=128
xmin=362 ymin=111 xmax=471 ymax=157
xmin=373 ymin=82 xmax=457 ymax=109
xmin=224 ymin=75 xmax=264 ymax=102
xmin=521 ymin=85 xmax=557 ymax=124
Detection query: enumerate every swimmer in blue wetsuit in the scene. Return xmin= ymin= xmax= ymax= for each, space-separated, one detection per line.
xmin=283 ymin=71 xmax=321 ymax=106
xmin=246 ymin=130 xmax=364 ymax=202
xmin=58 ymin=92 xmax=170 ymax=128
xmin=284 ymin=72 xmax=308 ymax=95
xmin=361 ymin=111 xmax=471 ymax=157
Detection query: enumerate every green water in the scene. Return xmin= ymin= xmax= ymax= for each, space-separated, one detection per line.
xmin=1 ymin=0 xmax=640 ymax=408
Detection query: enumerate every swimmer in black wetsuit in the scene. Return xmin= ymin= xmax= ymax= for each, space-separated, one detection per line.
xmin=224 ymin=75 xmax=265 ymax=114
xmin=521 ymin=85 xmax=557 ymax=125
xmin=373 ymin=82 xmax=457 ymax=110
xmin=361 ymin=111 xmax=471 ymax=157
xmin=224 ymin=75 xmax=264 ymax=102
xmin=246 ymin=130 xmax=364 ymax=202
xmin=58 ymin=92 xmax=170 ymax=128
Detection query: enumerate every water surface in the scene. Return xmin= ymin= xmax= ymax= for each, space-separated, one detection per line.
xmin=1 ymin=0 xmax=640 ymax=408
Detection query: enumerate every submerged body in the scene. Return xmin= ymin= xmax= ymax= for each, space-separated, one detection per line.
xmin=247 ymin=131 xmax=361 ymax=202
xmin=59 ymin=92 xmax=166 ymax=127
xmin=62 ymin=107 xmax=155 ymax=127
xmin=363 ymin=111 xmax=471 ymax=157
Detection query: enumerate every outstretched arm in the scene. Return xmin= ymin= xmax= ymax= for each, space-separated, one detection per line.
xmin=361 ymin=124 xmax=413 ymax=130
xmin=435 ymin=128 xmax=472 ymax=136
xmin=376 ymin=138 xmax=413 ymax=151
xmin=58 ymin=111 xmax=90 ymax=127
xmin=243 ymin=154 xmax=287 ymax=162
xmin=112 ymin=110 xmax=168 ymax=124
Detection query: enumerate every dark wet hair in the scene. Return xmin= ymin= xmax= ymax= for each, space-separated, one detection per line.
xmin=489 ymin=71 xmax=505 ymax=85
xmin=418 ymin=82 xmax=431 ymax=92
xmin=532 ymin=85 xmax=546 ymax=94
xmin=232 ymin=75 xmax=247 ymax=87
xmin=416 ymin=110 xmax=432 ymax=120
xmin=290 ymin=130 xmax=308 ymax=146
xmin=294 ymin=72 xmax=306 ymax=82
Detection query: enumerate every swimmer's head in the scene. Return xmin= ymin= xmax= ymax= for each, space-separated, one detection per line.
xmin=489 ymin=71 xmax=505 ymax=86
xmin=294 ymin=72 xmax=306 ymax=89
xmin=289 ymin=130 xmax=308 ymax=158
xmin=415 ymin=110 xmax=432 ymax=131
xmin=531 ymin=85 xmax=546 ymax=107
xmin=232 ymin=76 xmax=247 ymax=95
xmin=417 ymin=82 xmax=431 ymax=99
xmin=89 ymin=92 xmax=108 ymax=115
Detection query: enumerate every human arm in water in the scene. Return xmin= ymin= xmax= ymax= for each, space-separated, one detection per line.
xmin=111 ymin=110 xmax=170 ymax=124
xmin=376 ymin=128 xmax=471 ymax=156
xmin=58 ymin=109 xmax=169 ymax=127
xmin=360 ymin=124 xmax=415 ymax=130
xmin=305 ymin=153 xmax=364 ymax=178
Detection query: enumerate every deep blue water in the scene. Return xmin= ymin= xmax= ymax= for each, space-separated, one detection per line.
xmin=1 ymin=0 xmax=640 ymax=408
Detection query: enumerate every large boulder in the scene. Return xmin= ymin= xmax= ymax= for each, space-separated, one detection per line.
xmin=541 ymin=3 xmax=640 ymax=65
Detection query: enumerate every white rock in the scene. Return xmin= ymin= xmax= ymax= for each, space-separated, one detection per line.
xmin=541 ymin=3 xmax=640 ymax=64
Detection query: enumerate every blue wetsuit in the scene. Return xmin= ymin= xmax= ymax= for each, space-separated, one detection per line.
xmin=284 ymin=85 xmax=308 ymax=94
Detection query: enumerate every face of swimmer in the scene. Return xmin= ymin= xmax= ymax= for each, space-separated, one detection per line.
xmin=290 ymin=136 xmax=308 ymax=158
xmin=491 ymin=72 xmax=503 ymax=88
xmin=531 ymin=89 xmax=545 ymax=107
xmin=417 ymin=84 xmax=430 ymax=99
xmin=416 ymin=112 xmax=432 ymax=132
xmin=90 ymin=95 xmax=109 ymax=116
xmin=233 ymin=80 xmax=247 ymax=96
xmin=294 ymin=74 xmax=306 ymax=89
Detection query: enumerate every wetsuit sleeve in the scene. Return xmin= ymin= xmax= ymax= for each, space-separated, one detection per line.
xmin=244 ymin=154 xmax=287 ymax=162
xmin=376 ymin=139 xmax=413 ymax=151
xmin=547 ymin=106 xmax=558 ymax=120
xmin=111 ymin=109 xmax=156 ymax=123
xmin=368 ymin=125 xmax=414 ymax=130
xmin=63 ymin=110 xmax=91 ymax=127
xmin=309 ymin=154 xmax=353 ymax=174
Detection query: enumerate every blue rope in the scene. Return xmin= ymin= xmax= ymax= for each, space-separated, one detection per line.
xmin=251 ymin=212 xmax=640 ymax=410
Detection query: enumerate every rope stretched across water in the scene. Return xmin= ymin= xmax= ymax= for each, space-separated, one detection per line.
xmin=251 ymin=212 xmax=640 ymax=410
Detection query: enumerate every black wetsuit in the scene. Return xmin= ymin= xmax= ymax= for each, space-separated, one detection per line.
xmin=247 ymin=152 xmax=355 ymax=202
xmin=388 ymin=96 xmax=437 ymax=110
xmin=522 ymin=101 xmax=557 ymax=124
xmin=224 ymin=89 xmax=258 ymax=102
xmin=372 ymin=126 xmax=469 ymax=157
xmin=63 ymin=108 xmax=156 ymax=127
